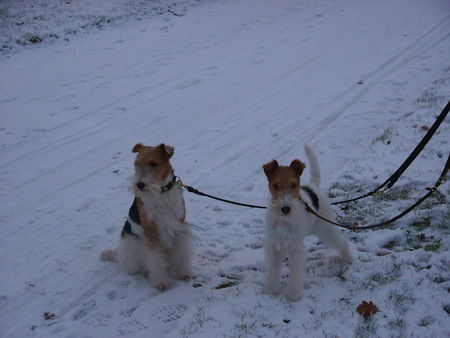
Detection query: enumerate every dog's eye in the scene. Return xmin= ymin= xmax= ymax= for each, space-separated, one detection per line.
xmin=272 ymin=183 xmax=279 ymax=191
xmin=291 ymin=182 xmax=297 ymax=189
xmin=149 ymin=161 xmax=158 ymax=167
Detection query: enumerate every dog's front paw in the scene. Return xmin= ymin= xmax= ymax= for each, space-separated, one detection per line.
xmin=150 ymin=277 xmax=170 ymax=291
xmin=178 ymin=274 xmax=192 ymax=281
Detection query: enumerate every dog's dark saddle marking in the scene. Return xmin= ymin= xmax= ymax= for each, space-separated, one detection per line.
xmin=121 ymin=220 xmax=138 ymax=238
xmin=121 ymin=198 xmax=141 ymax=238
xmin=128 ymin=198 xmax=140 ymax=224
xmin=301 ymin=186 xmax=319 ymax=210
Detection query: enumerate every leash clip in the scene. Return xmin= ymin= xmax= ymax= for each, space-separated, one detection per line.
xmin=175 ymin=176 xmax=186 ymax=188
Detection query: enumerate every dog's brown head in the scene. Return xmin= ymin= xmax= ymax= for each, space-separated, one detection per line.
xmin=263 ymin=159 xmax=305 ymax=215
xmin=132 ymin=143 xmax=174 ymax=192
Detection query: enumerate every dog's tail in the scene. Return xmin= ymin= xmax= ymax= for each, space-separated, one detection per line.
xmin=100 ymin=249 xmax=118 ymax=262
xmin=304 ymin=144 xmax=320 ymax=187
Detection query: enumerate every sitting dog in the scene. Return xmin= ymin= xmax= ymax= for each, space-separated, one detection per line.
xmin=262 ymin=145 xmax=352 ymax=301
xmin=100 ymin=143 xmax=192 ymax=290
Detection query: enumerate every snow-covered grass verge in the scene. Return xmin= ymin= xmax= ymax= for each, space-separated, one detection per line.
xmin=325 ymin=69 xmax=450 ymax=338
xmin=0 ymin=0 xmax=204 ymax=56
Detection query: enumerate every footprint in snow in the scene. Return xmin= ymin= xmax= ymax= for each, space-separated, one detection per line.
xmin=83 ymin=311 xmax=114 ymax=327
xmin=151 ymin=304 xmax=188 ymax=323
xmin=107 ymin=289 xmax=128 ymax=301
xmin=118 ymin=318 xmax=149 ymax=335
xmin=120 ymin=305 xmax=138 ymax=318
xmin=72 ymin=299 xmax=97 ymax=321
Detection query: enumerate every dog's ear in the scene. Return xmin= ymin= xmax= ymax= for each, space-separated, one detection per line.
xmin=132 ymin=143 xmax=145 ymax=153
xmin=263 ymin=160 xmax=279 ymax=177
xmin=290 ymin=159 xmax=305 ymax=176
xmin=158 ymin=143 xmax=174 ymax=159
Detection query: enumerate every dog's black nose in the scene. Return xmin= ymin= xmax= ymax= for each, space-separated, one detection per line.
xmin=281 ymin=206 xmax=291 ymax=215
xmin=136 ymin=182 xmax=146 ymax=190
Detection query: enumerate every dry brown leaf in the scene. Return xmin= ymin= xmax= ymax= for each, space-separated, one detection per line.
xmin=376 ymin=251 xmax=391 ymax=256
xmin=356 ymin=301 xmax=379 ymax=318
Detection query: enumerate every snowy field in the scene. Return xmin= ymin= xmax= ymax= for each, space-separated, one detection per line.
xmin=1 ymin=0 xmax=449 ymax=337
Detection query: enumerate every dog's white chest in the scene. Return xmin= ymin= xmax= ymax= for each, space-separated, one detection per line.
xmin=265 ymin=208 xmax=312 ymax=253
xmin=140 ymin=186 xmax=187 ymax=246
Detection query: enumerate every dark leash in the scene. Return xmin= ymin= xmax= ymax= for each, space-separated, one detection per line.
xmin=332 ymin=100 xmax=449 ymax=205
xmin=176 ymin=179 xmax=266 ymax=209
xmin=304 ymin=153 xmax=449 ymax=230
xmin=177 ymin=153 xmax=448 ymax=231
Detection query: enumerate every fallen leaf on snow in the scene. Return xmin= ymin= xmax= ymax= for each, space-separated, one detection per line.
xmin=356 ymin=301 xmax=379 ymax=318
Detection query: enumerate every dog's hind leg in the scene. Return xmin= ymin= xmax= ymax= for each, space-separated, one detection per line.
xmin=314 ymin=222 xmax=353 ymax=264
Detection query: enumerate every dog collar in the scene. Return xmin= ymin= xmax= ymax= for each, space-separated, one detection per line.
xmin=161 ymin=175 xmax=177 ymax=193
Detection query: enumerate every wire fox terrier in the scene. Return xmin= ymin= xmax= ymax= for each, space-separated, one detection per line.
xmin=100 ymin=143 xmax=192 ymax=290
xmin=262 ymin=145 xmax=352 ymax=301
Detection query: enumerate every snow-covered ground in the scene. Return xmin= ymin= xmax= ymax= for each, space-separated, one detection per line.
xmin=1 ymin=0 xmax=449 ymax=337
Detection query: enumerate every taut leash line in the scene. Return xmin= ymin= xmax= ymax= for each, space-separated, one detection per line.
xmin=176 ymin=179 xmax=266 ymax=209
xmin=177 ymin=153 xmax=449 ymax=231
xmin=305 ymin=153 xmax=448 ymax=230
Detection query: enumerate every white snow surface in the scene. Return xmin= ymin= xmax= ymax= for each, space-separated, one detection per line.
xmin=1 ymin=0 xmax=449 ymax=337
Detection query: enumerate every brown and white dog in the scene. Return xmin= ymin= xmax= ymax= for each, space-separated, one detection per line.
xmin=100 ymin=143 xmax=192 ymax=290
xmin=262 ymin=145 xmax=352 ymax=301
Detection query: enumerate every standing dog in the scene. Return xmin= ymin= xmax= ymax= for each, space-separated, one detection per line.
xmin=262 ymin=145 xmax=352 ymax=301
xmin=100 ymin=143 xmax=192 ymax=290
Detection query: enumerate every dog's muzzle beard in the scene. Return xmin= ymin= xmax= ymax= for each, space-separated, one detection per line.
xmin=273 ymin=195 xmax=295 ymax=216
xmin=134 ymin=172 xmax=155 ymax=192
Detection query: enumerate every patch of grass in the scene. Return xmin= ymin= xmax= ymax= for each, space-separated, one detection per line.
xmin=369 ymin=263 xmax=402 ymax=285
xmin=418 ymin=315 xmax=436 ymax=327
xmin=388 ymin=288 xmax=415 ymax=314
xmin=433 ymin=276 xmax=446 ymax=284
xmin=382 ymin=238 xmax=401 ymax=250
xmin=373 ymin=187 xmax=411 ymax=202
xmin=235 ymin=318 xmax=257 ymax=336
xmin=416 ymin=89 xmax=445 ymax=108
xmin=436 ymin=212 xmax=450 ymax=230
xmin=372 ymin=126 xmax=397 ymax=145
xmin=336 ymin=266 xmax=348 ymax=282
xmin=388 ymin=317 xmax=406 ymax=331
xmin=424 ymin=239 xmax=441 ymax=252
xmin=444 ymin=304 xmax=450 ymax=315
xmin=383 ymin=231 xmax=442 ymax=252
xmin=405 ymin=232 xmax=441 ymax=252
xmin=410 ymin=217 xmax=432 ymax=231
xmin=232 ymin=310 xmax=258 ymax=337
xmin=328 ymin=179 xmax=364 ymax=199
xmin=180 ymin=305 xmax=215 ymax=337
